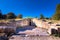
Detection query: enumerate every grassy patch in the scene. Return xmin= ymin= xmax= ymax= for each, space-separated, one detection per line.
xmin=52 ymin=34 xmax=60 ymax=38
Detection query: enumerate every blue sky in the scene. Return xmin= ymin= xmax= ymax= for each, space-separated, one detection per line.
xmin=0 ymin=0 xmax=60 ymax=18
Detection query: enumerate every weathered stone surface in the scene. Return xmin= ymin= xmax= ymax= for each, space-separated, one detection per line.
xmin=9 ymin=35 xmax=60 ymax=40
xmin=16 ymin=19 xmax=32 ymax=27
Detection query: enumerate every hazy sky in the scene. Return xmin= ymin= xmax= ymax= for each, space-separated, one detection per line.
xmin=0 ymin=0 xmax=60 ymax=18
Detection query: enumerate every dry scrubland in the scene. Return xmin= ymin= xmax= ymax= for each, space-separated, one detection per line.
xmin=0 ymin=19 xmax=22 ymax=22
xmin=46 ymin=20 xmax=60 ymax=23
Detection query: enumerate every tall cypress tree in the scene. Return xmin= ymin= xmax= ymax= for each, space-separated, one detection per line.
xmin=52 ymin=4 xmax=60 ymax=20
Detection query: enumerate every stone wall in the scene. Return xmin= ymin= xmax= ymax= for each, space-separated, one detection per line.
xmin=0 ymin=22 xmax=16 ymax=33
xmin=16 ymin=19 xmax=31 ymax=27
xmin=32 ymin=18 xmax=50 ymax=29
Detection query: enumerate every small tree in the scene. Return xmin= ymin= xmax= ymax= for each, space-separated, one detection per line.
xmin=17 ymin=14 xmax=22 ymax=18
xmin=40 ymin=14 xmax=44 ymax=19
xmin=7 ymin=12 xmax=16 ymax=19
xmin=45 ymin=17 xmax=50 ymax=20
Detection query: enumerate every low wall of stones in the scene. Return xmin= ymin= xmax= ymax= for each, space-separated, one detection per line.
xmin=32 ymin=18 xmax=50 ymax=29
xmin=16 ymin=19 xmax=31 ymax=27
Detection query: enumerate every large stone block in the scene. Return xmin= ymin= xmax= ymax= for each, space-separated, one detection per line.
xmin=16 ymin=19 xmax=32 ymax=27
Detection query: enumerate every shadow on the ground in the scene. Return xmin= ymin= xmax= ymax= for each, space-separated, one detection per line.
xmin=16 ymin=26 xmax=36 ymax=33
